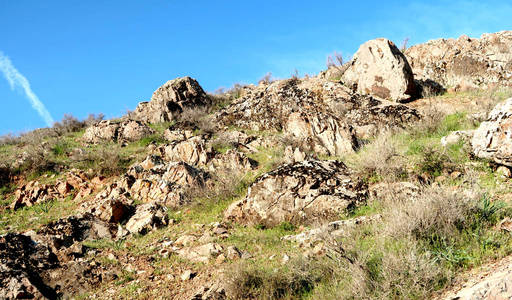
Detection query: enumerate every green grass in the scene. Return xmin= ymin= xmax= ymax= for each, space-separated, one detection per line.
xmin=0 ymin=196 xmax=76 ymax=234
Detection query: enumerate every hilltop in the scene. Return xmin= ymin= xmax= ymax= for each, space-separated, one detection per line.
xmin=1 ymin=31 xmax=512 ymax=299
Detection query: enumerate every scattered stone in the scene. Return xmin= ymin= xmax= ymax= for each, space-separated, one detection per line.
xmin=369 ymin=182 xmax=420 ymax=201
xmin=441 ymin=130 xmax=474 ymax=147
xmin=175 ymin=235 xmax=198 ymax=247
xmin=226 ymin=246 xmax=241 ymax=260
xmin=497 ymin=166 xmax=512 ymax=178
xmin=225 ymin=160 xmax=368 ymax=226
xmin=342 ymin=38 xmax=416 ymax=102
xmin=282 ymin=254 xmax=290 ymax=264
xmin=283 ymin=215 xmax=382 ymax=244
xmin=498 ymin=217 xmax=512 ymax=232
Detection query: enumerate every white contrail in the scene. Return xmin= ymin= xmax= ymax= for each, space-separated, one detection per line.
xmin=0 ymin=51 xmax=54 ymax=127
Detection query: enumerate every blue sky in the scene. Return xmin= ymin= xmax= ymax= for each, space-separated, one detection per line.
xmin=0 ymin=0 xmax=511 ymax=134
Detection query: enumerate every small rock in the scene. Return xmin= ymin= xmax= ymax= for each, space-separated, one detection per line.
xmin=226 ymin=246 xmax=242 ymax=260
xmin=497 ymin=166 xmax=512 ymax=178
xmin=181 ymin=270 xmax=195 ymax=281
xmin=282 ymin=254 xmax=290 ymax=264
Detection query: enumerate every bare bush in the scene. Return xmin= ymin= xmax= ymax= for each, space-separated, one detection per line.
xmin=225 ymin=257 xmax=332 ymax=300
xmin=79 ymin=145 xmax=126 ymax=176
xmin=177 ymin=106 xmax=217 ymax=134
xmin=383 ymin=185 xmax=481 ymax=241
xmin=326 ymin=51 xmax=344 ymax=68
xmin=258 ymin=72 xmax=274 ymax=85
xmin=411 ymin=103 xmax=445 ymax=135
xmin=400 ymin=37 xmax=410 ymax=52
xmin=349 ymin=132 xmax=407 ymax=181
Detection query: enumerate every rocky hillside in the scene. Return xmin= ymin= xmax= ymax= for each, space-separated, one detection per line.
xmin=1 ymin=31 xmax=512 ymax=299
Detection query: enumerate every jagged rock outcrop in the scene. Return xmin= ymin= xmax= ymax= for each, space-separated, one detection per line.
xmin=10 ymin=170 xmax=105 ymax=210
xmin=216 ymin=78 xmax=420 ymax=154
xmin=153 ymin=135 xmax=214 ymax=166
xmin=83 ymin=120 xmax=154 ymax=143
xmin=0 ymin=214 xmax=117 ymax=299
xmin=224 ymin=160 xmax=368 ymax=226
xmin=472 ymin=98 xmax=512 ymax=166
xmin=131 ymin=77 xmax=210 ymax=123
xmin=10 ymin=181 xmax=59 ymax=210
xmin=0 ymin=233 xmax=60 ymax=299
xmin=406 ymin=31 xmax=512 ymax=89
xmin=207 ymin=149 xmax=258 ymax=172
xmin=341 ymin=38 xmax=416 ymax=102
xmin=94 ymin=159 xmax=208 ymax=208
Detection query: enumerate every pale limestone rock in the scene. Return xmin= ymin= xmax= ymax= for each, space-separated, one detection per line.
xmin=131 ymin=76 xmax=210 ymax=123
xmin=406 ymin=31 xmax=512 ymax=89
xmin=472 ymin=98 xmax=512 ymax=166
xmin=125 ymin=203 xmax=169 ymax=235
xmin=224 ymin=160 xmax=367 ymax=226
xmin=342 ymin=38 xmax=416 ymax=102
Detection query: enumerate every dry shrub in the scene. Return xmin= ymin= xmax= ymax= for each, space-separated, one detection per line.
xmin=411 ymin=103 xmax=445 ymax=135
xmin=225 ymin=257 xmax=332 ymax=300
xmin=178 ymin=107 xmax=217 ymax=134
xmin=350 ymin=132 xmax=407 ymax=182
xmin=79 ymin=145 xmax=126 ymax=176
xmin=324 ymin=235 xmax=447 ymax=300
xmin=383 ymin=185 xmax=481 ymax=241
xmin=184 ymin=166 xmax=247 ymax=204
xmin=258 ymin=72 xmax=274 ymax=85
xmin=18 ymin=142 xmax=58 ymax=176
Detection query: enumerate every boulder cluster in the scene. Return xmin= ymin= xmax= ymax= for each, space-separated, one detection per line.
xmin=2 ymin=30 xmax=512 ymax=298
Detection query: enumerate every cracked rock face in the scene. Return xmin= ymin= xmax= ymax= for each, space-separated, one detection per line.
xmin=405 ymin=31 xmax=512 ymax=89
xmin=342 ymin=38 xmax=416 ymax=102
xmin=224 ymin=160 xmax=368 ymax=226
xmin=216 ymin=77 xmax=419 ymax=155
xmin=83 ymin=120 xmax=154 ymax=144
xmin=131 ymin=76 xmax=210 ymax=123
xmin=472 ymin=97 xmax=512 ymax=167
xmin=0 ymin=215 xmax=116 ymax=299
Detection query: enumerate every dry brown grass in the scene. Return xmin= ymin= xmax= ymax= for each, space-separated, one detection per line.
xmin=225 ymin=257 xmax=332 ymax=300
xmin=348 ymin=131 xmax=407 ymax=182
xmin=383 ymin=185 xmax=481 ymax=240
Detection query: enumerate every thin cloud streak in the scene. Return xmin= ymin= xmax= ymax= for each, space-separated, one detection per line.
xmin=0 ymin=51 xmax=54 ymax=126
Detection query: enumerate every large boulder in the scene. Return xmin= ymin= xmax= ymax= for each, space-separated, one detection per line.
xmin=131 ymin=76 xmax=210 ymax=123
xmin=341 ymin=38 xmax=416 ymax=102
xmin=472 ymin=98 xmax=512 ymax=166
xmin=83 ymin=120 xmax=154 ymax=144
xmin=224 ymin=160 xmax=368 ymax=226
xmin=406 ymin=31 xmax=512 ymax=89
